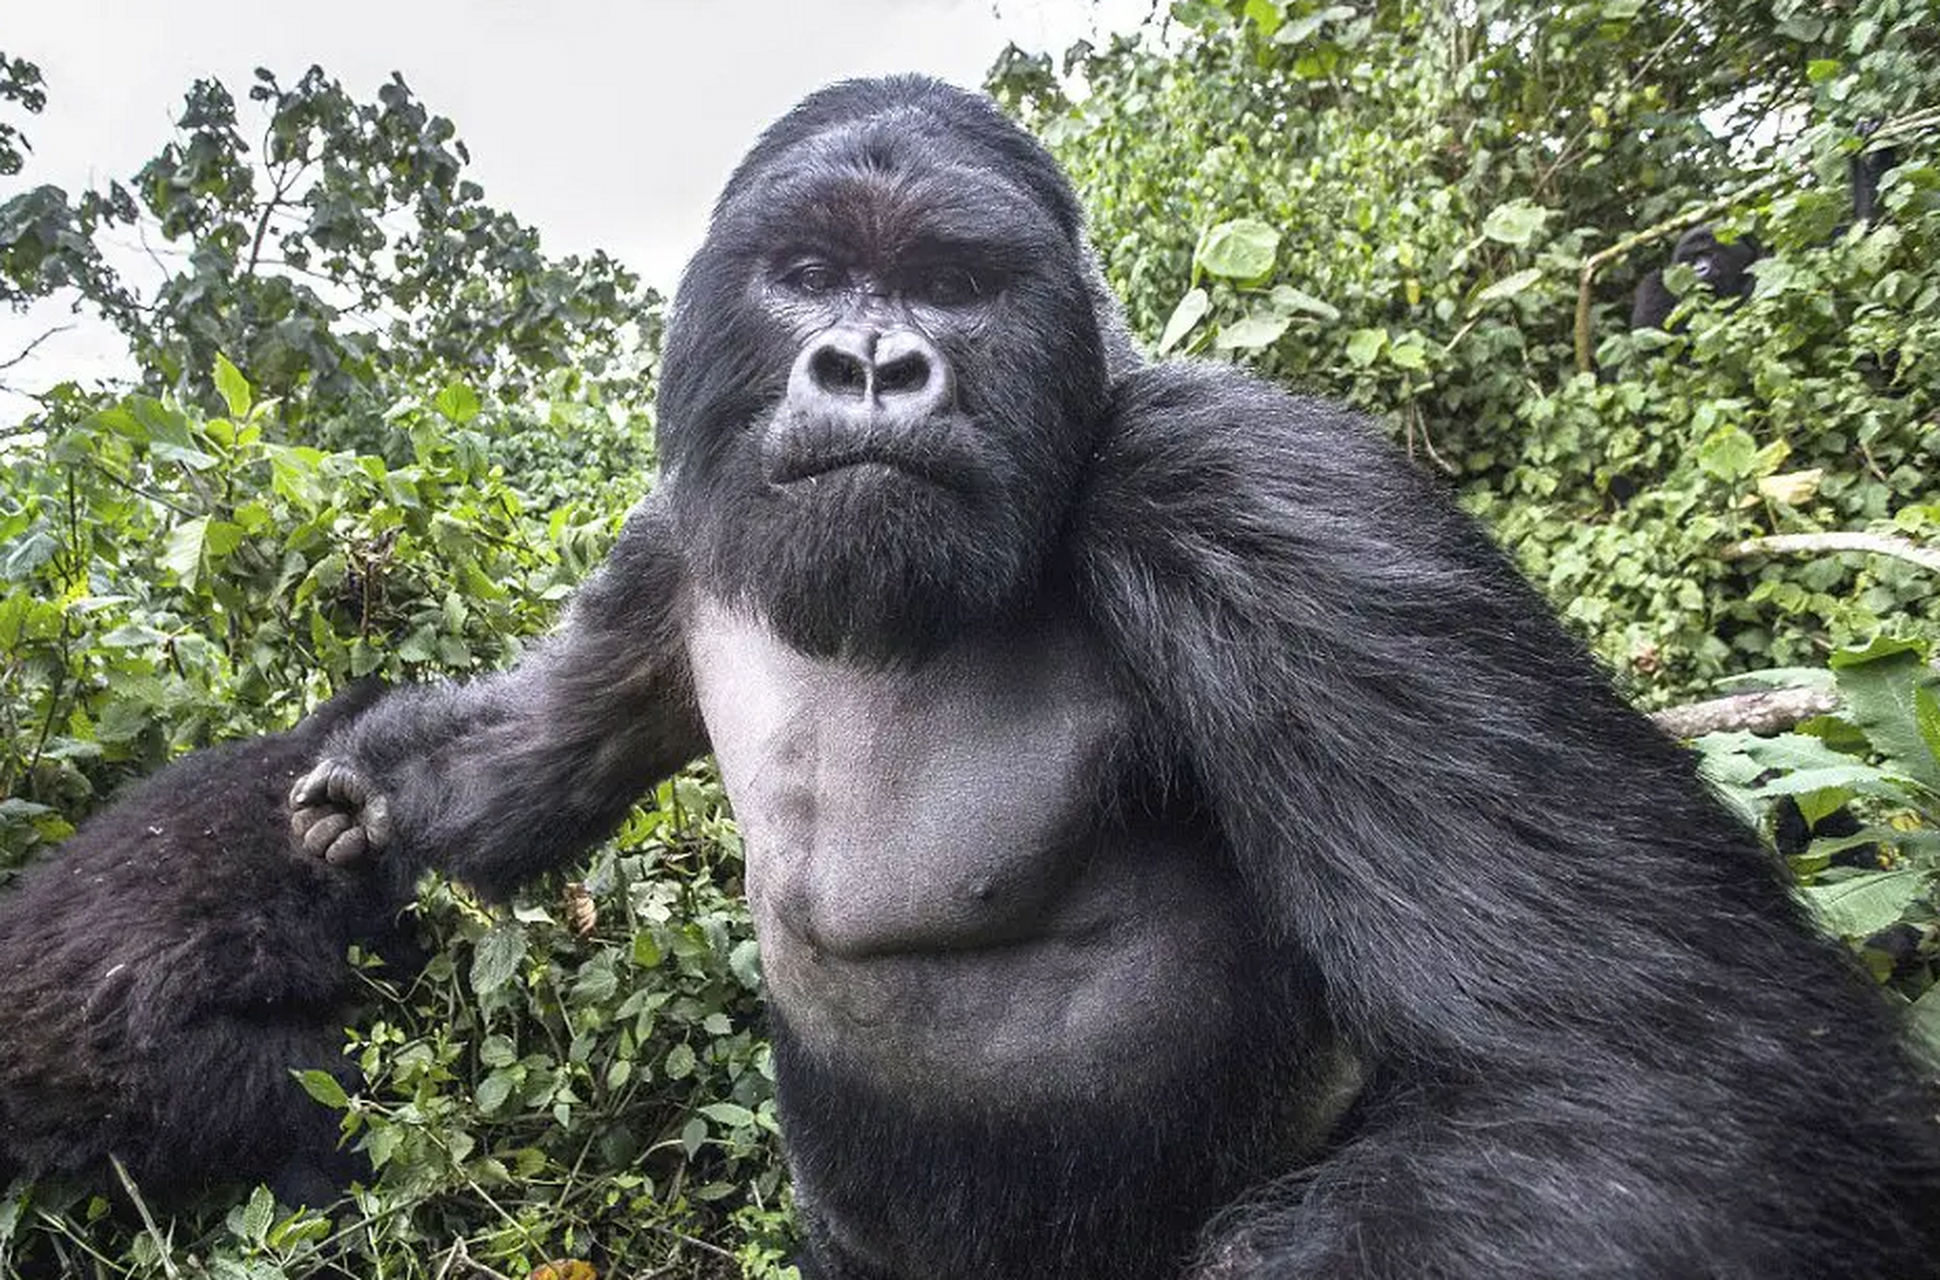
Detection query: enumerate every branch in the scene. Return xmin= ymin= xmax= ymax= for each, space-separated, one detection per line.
xmin=1724 ymin=532 xmax=1940 ymax=576
xmin=0 ymin=323 xmax=70 ymax=376
xmin=1650 ymin=685 xmax=1840 ymax=739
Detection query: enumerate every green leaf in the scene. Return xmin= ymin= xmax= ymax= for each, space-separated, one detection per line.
xmin=1387 ymin=338 xmax=1429 ymax=370
xmin=470 ymin=922 xmax=527 ymax=995
xmin=1915 ymin=686 xmax=1940 ymax=769
xmin=1214 ymin=313 xmax=1292 ymax=351
xmin=1695 ymin=426 xmax=1757 ymax=481
xmin=1195 ymin=218 xmax=1281 ymax=281
xmin=1481 ymin=200 xmax=1551 ymax=247
xmin=1157 ymin=287 xmax=1210 ymax=355
xmin=1475 ymin=267 xmax=1543 ymax=304
xmin=295 ymin=1069 xmax=349 ymax=1109
xmin=1829 ymin=646 xmax=1940 ymax=795
xmin=435 ymin=380 xmax=481 ymax=424
xmin=213 ymin=353 xmax=253 ymax=419
xmin=665 ymin=1042 xmax=697 ymax=1080
xmin=1267 ymin=284 xmax=1339 ymax=322
xmin=1802 ymin=869 xmax=1928 ymax=938
xmin=241 ymin=1184 xmax=274 ymax=1242
xmin=476 ymin=1069 xmax=517 ymax=1113
xmin=1344 ymin=328 xmax=1386 ymax=367
xmin=162 ymin=516 xmax=210 ymax=589
xmin=699 ymin=1102 xmax=756 ymax=1128
xmin=729 ymin=937 xmax=763 ymax=990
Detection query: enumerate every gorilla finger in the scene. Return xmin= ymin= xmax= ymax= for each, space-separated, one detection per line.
xmin=289 ymin=761 xmax=335 ymax=808
xmin=362 ymin=794 xmax=394 ymax=850
xmin=323 ymin=827 xmax=369 ymax=866
xmin=301 ymin=812 xmax=354 ymax=857
xmin=323 ymin=763 xmax=370 ymax=806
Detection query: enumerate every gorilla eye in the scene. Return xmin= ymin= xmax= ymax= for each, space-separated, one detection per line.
xmin=783 ymin=262 xmax=847 ymax=296
xmin=918 ymin=266 xmax=985 ymax=307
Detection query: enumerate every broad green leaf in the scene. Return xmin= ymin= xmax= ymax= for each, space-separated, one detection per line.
xmin=665 ymin=1042 xmax=697 ymax=1080
xmin=470 ymin=921 xmax=527 ymax=995
xmin=1475 ymin=267 xmax=1543 ymax=304
xmin=1481 ymin=200 xmax=1551 ymax=247
xmin=1157 ymin=287 xmax=1210 ymax=355
xmin=1214 ymin=313 xmax=1292 ymax=351
xmin=162 ymin=517 xmax=210 ymax=589
xmin=1802 ymin=869 xmax=1928 ymax=938
xmin=1268 ymin=284 xmax=1339 ymax=322
xmin=1829 ymin=646 xmax=1940 ymax=795
xmin=295 ymin=1070 xmax=349 ymax=1109
xmin=1388 ymin=338 xmax=1429 ymax=370
xmin=1695 ymin=426 xmax=1758 ymax=481
xmin=1344 ymin=328 xmax=1386 ymax=367
xmin=213 ymin=353 xmax=253 ymax=419
xmin=1195 ymin=218 xmax=1280 ymax=281
xmin=241 ymin=1184 xmax=274 ymax=1244
xmin=436 ymin=380 xmax=481 ymax=424
xmin=476 ymin=1068 xmax=518 ymax=1113
xmin=699 ymin=1102 xmax=756 ymax=1128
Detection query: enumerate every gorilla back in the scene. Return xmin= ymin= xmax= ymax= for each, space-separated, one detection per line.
xmin=0 ymin=684 xmax=408 ymax=1207
xmin=296 ymin=77 xmax=1940 ymax=1279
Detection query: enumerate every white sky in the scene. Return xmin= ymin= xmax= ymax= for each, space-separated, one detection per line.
xmin=0 ymin=0 xmax=1153 ymax=402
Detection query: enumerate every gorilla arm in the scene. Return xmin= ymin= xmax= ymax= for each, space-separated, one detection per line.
xmin=291 ymin=495 xmax=707 ymax=899
xmin=1073 ymin=363 xmax=1925 ymax=1276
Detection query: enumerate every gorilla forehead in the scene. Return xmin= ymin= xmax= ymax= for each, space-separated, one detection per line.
xmin=715 ymin=136 xmax=1072 ymax=271
xmin=712 ymin=74 xmax=1086 ymax=244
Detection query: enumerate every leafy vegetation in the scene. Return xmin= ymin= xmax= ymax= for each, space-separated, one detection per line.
xmin=2 ymin=0 xmax=1938 ymax=1274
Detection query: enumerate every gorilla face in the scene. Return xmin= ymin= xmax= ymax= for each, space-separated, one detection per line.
xmin=1669 ymin=225 xmax=1761 ymax=299
xmin=657 ymin=81 xmax=1111 ymax=661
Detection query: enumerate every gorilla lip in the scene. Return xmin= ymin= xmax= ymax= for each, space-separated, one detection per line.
xmin=762 ymin=418 xmax=978 ymax=493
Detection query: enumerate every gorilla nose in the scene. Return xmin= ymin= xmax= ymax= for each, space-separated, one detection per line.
xmin=792 ymin=327 xmax=952 ymax=419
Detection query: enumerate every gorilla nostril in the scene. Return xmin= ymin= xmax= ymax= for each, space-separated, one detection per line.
xmin=811 ymin=346 xmax=870 ymax=398
xmin=876 ymin=352 xmax=930 ymax=397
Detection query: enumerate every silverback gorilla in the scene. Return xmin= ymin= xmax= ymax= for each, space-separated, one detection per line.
xmin=0 ymin=684 xmax=408 ymax=1206
xmin=290 ymin=78 xmax=1940 ymax=1279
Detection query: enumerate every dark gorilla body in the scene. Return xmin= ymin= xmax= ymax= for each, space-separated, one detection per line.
xmin=293 ymin=79 xmax=1940 ymax=1278
xmin=1628 ymin=225 xmax=1763 ymax=331
xmin=0 ymin=684 xmax=409 ymax=1207
xmin=1630 ymin=144 xmax=1898 ymax=331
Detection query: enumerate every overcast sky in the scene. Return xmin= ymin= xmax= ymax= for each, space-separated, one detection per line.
xmin=0 ymin=0 xmax=1153 ymax=400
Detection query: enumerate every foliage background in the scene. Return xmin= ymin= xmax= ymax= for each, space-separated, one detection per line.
xmin=1 ymin=0 xmax=1937 ymax=1275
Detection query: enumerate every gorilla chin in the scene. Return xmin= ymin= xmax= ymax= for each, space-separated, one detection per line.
xmin=729 ymin=413 xmax=1044 ymax=663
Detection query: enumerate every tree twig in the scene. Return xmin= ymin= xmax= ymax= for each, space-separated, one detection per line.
xmin=1651 ymin=685 xmax=1841 ymax=739
xmin=0 ymin=323 xmax=71 ymax=376
xmin=1723 ymin=532 xmax=1940 ymax=576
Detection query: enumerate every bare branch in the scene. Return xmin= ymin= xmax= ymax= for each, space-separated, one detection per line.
xmin=1724 ymin=532 xmax=1940 ymax=576
xmin=1651 ymin=686 xmax=1841 ymax=740
xmin=0 ymin=323 xmax=71 ymax=376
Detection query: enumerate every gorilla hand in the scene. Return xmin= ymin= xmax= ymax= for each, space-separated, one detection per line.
xmin=288 ymin=760 xmax=393 ymax=866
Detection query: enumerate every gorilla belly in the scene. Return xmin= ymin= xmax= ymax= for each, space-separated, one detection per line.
xmin=687 ymin=597 xmax=1267 ymax=1098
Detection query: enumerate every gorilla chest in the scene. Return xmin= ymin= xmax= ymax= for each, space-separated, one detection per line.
xmin=685 ymin=598 xmax=1259 ymax=1093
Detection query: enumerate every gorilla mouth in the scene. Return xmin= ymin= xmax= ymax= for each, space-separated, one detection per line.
xmin=771 ymin=447 xmax=955 ymax=489
xmin=762 ymin=418 xmax=981 ymax=494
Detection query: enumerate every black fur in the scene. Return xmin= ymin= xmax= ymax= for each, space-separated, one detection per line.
xmin=0 ymin=683 xmax=409 ymax=1207
xmin=303 ymin=78 xmax=1940 ymax=1278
